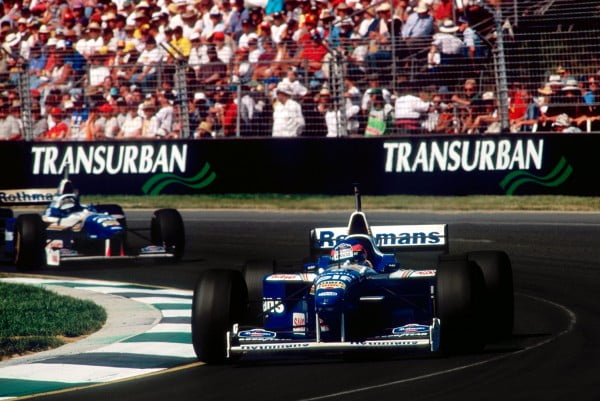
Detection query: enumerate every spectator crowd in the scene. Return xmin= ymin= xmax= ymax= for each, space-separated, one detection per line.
xmin=0 ymin=0 xmax=599 ymax=140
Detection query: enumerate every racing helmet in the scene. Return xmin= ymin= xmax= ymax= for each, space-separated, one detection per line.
xmin=58 ymin=194 xmax=80 ymax=214
xmin=330 ymin=240 xmax=368 ymax=265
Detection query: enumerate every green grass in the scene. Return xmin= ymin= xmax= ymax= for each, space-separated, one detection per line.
xmin=74 ymin=194 xmax=600 ymax=212
xmin=0 ymin=282 xmax=106 ymax=358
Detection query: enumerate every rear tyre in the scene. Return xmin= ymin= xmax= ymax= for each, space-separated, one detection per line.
xmin=191 ymin=269 xmax=248 ymax=364
xmin=151 ymin=208 xmax=185 ymax=261
xmin=436 ymin=256 xmax=486 ymax=354
xmin=242 ymin=260 xmax=276 ymax=324
xmin=467 ymin=251 xmax=514 ymax=340
xmin=14 ymin=214 xmax=46 ymax=271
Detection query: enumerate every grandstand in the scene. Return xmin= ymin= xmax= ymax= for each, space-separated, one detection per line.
xmin=1 ymin=0 xmax=599 ymax=139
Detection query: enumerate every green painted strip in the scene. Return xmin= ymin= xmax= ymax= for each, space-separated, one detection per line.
xmin=45 ymin=282 xmax=159 ymax=291
xmin=499 ymin=157 xmax=567 ymax=189
xmin=0 ymin=378 xmax=92 ymax=398
xmin=142 ymin=163 xmax=212 ymax=194
xmin=505 ymin=165 xmax=573 ymax=195
xmin=122 ymin=332 xmax=191 ymax=344
xmin=148 ymin=171 xmax=216 ymax=196
xmin=152 ymin=303 xmax=192 ymax=311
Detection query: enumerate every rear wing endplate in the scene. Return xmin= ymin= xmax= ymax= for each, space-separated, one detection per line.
xmin=310 ymin=224 xmax=448 ymax=253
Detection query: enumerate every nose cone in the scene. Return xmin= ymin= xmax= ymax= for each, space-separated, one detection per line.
xmin=314 ymin=269 xmax=360 ymax=311
xmin=315 ymin=279 xmax=346 ymax=310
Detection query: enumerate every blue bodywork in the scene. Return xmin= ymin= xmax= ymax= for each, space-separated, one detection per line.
xmin=229 ymin=209 xmax=444 ymax=356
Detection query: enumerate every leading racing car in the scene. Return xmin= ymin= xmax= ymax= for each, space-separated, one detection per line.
xmin=0 ymin=175 xmax=185 ymax=270
xmin=191 ymin=187 xmax=513 ymax=363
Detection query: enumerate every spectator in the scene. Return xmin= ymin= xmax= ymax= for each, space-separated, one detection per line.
xmin=200 ymin=44 xmax=227 ymax=86
xmin=92 ymin=102 xmax=119 ymax=139
xmin=432 ymin=19 xmax=465 ymax=82
xmin=0 ymin=102 xmax=21 ymax=140
xmin=39 ymin=107 xmax=68 ymax=140
xmin=129 ymin=36 xmax=161 ymax=94
xmin=364 ymin=88 xmax=393 ymax=136
xmin=394 ymin=83 xmax=431 ymax=135
xmin=272 ymin=81 xmax=304 ymax=137
xmin=213 ymin=31 xmax=233 ymax=64
xmin=140 ymin=100 xmax=159 ymax=137
xmin=116 ymin=102 xmax=143 ymax=138
xmin=465 ymin=90 xmax=500 ymax=134
xmin=364 ymin=3 xmax=402 ymax=76
xmin=552 ymin=113 xmax=582 ymax=133
xmin=401 ymin=2 xmax=434 ymax=49
xmin=155 ymin=91 xmax=176 ymax=138
xmin=170 ymin=25 xmax=191 ymax=58
xmin=31 ymin=104 xmax=48 ymax=139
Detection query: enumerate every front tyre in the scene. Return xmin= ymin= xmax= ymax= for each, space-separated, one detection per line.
xmin=242 ymin=260 xmax=276 ymax=324
xmin=468 ymin=251 xmax=514 ymax=340
xmin=14 ymin=214 xmax=46 ymax=271
xmin=151 ymin=208 xmax=185 ymax=261
xmin=191 ymin=269 xmax=248 ymax=364
xmin=436 ymin=257 xmax=486 ymax=354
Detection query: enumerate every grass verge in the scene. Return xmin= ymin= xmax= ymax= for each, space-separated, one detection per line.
xmin=0 ymin=282 xmax=107 ymax=359
xmin=75 ymin=194 xmax=600 ymax=212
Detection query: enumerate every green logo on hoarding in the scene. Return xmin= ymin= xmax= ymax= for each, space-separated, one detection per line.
xmin=142 ymin=162 xmax=216 ymax=195
xmin=499 ymin=157 xmax=572 ymax=195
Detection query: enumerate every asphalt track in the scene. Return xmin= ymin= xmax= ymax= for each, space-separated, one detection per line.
xmin=2 ymin=209 xmax=600 ymax=401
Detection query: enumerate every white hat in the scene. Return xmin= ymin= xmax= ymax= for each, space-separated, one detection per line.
xmin=562 ymin=78 xmax=579 ymax=91
xmin=276 ymin=81 xmax=293 ymax=95
xmin=56 ymin=39 xmax=66 ymax=50
xmin=553 ymin=113 xmax=570 ymax=127
xmin=194 ymin=92 xmax=206 ymax=100
xmin=439 ymin=19 xmax=459 ymax=33
xmin=482 ymin=91 xmax=495 ymax=101
xmin=415 ymin=2 xmax=429 ymax=13
xmin=189 ymin=32 xmax=200 ymax=41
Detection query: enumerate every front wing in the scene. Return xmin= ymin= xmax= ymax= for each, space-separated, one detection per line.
xmin=227 ymin=318 xmax=440 ymax=357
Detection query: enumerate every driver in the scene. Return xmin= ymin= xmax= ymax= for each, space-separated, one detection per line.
xmin=330 ymin=240 xmax=373 ymax=268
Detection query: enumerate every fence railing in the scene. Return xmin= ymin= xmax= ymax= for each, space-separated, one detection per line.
xmin=3 ymin=26 xmax=600 ymax=140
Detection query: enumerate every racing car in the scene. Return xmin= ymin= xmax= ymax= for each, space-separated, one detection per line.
xmin=0 ymin=175 xmax=185 ymax=270
xmin=191 ymin=187 xmax=513 ymax=363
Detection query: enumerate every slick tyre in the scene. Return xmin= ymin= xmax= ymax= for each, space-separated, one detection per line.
xmin=467 ymin=251 xmax=514 ymax=340
xmin=436 ymin=256 xmax=486 ymax=354
xmin=191 ymin=269 xmax=248 ymax=364
xmin=242 ymin=260 xmax=276 ymax=324
xmin=14 ymin=214 xmax=46 ymax=271
xmin=94 ymin=204 xmax=128 ymax=255
xmin=151 ymin=208 xmax=185 ymax=261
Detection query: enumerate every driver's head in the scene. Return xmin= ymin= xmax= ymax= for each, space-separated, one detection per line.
xmin=330 ymin=241 xmax=368 ymax=265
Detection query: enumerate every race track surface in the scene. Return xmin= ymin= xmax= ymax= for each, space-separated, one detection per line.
xmin=2 ymin=210 xmax=600 ymax=401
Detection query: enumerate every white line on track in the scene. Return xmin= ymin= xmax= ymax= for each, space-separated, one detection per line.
xmin=299 ymin=293 xmax=577 ymax=401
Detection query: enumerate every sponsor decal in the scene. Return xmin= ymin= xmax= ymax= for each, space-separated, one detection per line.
xmin=383 ymin=139 xmax=544 ymax=173
xmin=317 ymin=291 xmax=338 ymax=297
xmin=389 ymin=269 xmax=436 ymax=279
xmin=266 ymin=274 xmax=304 ymax=281
xmin=330 ymin=243 xmax=354 ymax=261
xmin=499 ymin=156 xmax=573 ymax=195
xmin=392 ymin=324 xmax=430 ymax=336
xmin=317 ymin=273 xmax=354 ymax=283
xmin=31 ymin=144 xmax=188 ymax=175
xmin=351 ymin=340 xmax=420 ymax=346
xmin=0 ymin=189 xmax=54 ymax=204
xmin=317 ymin=230 xmax=442 ymax=248
xmin=316 ymin=280 xmax=346 ymax=290
xmin=240 ymin=343 xmax=310 ymax=351
xmin=262 ymin=298 xmax=285 ymax=314
xmin=293 ymin=313 xmax=306 ymax=333
xmin=141 ymin=162 xmax=216 ymax=195
xmin=238 ymin=329 xmax=277 ymax=338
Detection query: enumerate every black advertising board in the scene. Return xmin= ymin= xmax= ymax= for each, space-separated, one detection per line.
xmin=0 ymin=135 xmax=595 ymax=196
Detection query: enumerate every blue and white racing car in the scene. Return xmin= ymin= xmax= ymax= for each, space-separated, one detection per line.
xmin=191 ymin=188 xmax=513 ymax=363
xmin=0 ymin=175 xmax=185 ymax=270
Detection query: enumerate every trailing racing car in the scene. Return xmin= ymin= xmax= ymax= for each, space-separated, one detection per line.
xmin=191 ymin=187 xmax=513 ymax=363
xmin=0 ymin=175 xmax=185 ymax=270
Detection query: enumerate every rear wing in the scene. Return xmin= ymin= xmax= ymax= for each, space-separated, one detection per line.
xmin=0 ymin=188 xmax=55 ymax=206
xmin=310 ymin=224 xmax=448 ymax=254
